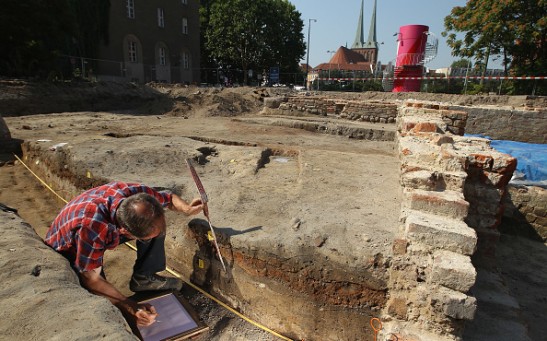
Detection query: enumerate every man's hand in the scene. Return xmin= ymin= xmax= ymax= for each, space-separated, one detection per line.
xmin=79 ymin=267 xmax=159 ymax=327
xmin=135 ymin=303 xmax=158 ymax=327
xmin=170 ymin=194 xmax=203 ymax=215
xmin=186 ymin=198 xmax=204 ymax=215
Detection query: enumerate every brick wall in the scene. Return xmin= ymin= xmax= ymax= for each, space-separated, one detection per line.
xmin=501 ymin=185 xmax=547 ymax=241
xmin=261 ymin=94 xmax=540 ymax=339
xmin=273 ymin=93 xmax=546 ymax=144
xmin=382 ymin=100 xmax=516 ymax=340
xmin=277 ymin=96 xmax=399 ymax=123
xmin=454 ymin=105 xmax=547 ymax=144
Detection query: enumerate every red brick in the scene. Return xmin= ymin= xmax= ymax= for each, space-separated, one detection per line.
xmin=468 ymin=153 xmax=494 ymax=169
xmin=402 ymin=148 xmax=413 ymax=156
xmin=492 ymin=156 xmax=517 ymax=173
xmin=412 ymin=122 xmax=440 ymax=133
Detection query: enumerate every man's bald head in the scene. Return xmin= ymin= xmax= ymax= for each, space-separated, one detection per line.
xmin=117 ymin=193 xmax=166 ymax=239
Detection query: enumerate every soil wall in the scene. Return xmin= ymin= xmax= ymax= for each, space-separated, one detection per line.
xmin=0 ymin=209 xmax=137 ymax=340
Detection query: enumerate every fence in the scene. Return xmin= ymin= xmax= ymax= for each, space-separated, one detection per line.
xmin=50 ymin=55 xmax=544 ymax=95
xmin=310 ymin=74 xmax=546 ymax=96
xmin=52 ymin=56 xmax=305 ymax=87
xmin=53 ymin=55 xmax=197 ymax=85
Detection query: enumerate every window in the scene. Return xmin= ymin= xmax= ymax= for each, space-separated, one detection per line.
xmin=127 ymin=0 xmax=135 ymax=19
xmin=182 ymin=52 xmax=189 ymax=69
xmin=128 ymin=41 xmax=137 ymax=62
xmin=157 ymin=8 xmax=165 ymax=27
xmin=182 ymin=17 xmax=188 ymax=34
xmin=159 ymin=47 xmax=166 ymax=66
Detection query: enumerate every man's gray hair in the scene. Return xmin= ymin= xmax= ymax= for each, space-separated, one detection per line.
xmin=117 ymin=193 xmax=165 ymax=238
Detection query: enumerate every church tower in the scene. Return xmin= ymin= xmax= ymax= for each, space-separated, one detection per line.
xmin=351 ymin=0 xmax=366 ymax=49
xmin=351 ymin=0 xmax=378 ymax=65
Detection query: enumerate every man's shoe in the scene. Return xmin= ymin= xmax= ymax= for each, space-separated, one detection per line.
xmin=129 ymin=273 xmax=183 ymax=292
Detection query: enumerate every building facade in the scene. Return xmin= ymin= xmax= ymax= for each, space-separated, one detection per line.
xmin=97 ymin=0 xmax=200 ymax=84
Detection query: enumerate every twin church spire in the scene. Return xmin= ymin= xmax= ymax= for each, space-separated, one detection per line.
xmin=351 ymin=0 xmax=378 ymax=50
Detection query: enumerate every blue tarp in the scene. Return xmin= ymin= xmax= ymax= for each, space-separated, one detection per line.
xmin=466 ymin=134 xmax=547 ymax=186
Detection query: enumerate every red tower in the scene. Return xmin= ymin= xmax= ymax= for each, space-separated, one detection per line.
xmin=393 ymin=25 xmax=430 ymax=92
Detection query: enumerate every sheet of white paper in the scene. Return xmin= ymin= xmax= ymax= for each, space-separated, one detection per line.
xmin=138 ymin=293 xmax=199 ymax=341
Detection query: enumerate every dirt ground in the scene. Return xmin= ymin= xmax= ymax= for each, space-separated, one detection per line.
xmin=1 ymin=82 xmax=546 ymax=340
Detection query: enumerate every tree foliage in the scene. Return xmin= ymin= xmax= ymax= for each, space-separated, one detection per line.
xmin=442 ymin=0 xmax=546 ymax=77
xmin=451 ymin=59 xmax=472 ymax=69
xmin=0 ymin=0 xmax=109 ymax=78
xmin=69 ymin=0 xmax=111 ymax=59
xmin=202 ymin=0 xmax=305 ymax=84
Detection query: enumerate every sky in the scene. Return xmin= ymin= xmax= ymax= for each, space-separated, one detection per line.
xmin=289 ymin=0 xmax=502 ymax=70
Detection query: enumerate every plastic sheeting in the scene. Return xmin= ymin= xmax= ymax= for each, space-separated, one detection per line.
xmin=466 ymin=134 xmax=547 ymax=186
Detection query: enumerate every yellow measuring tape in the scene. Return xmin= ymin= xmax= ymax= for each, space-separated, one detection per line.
xmin=13 ymin=154 xmax=294 ymax=341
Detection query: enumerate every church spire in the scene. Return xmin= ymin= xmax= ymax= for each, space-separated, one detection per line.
xmin=352 ymin=0 xmax=365 ymax=49
xmin=365 ymin=0 xmax=378 ymax=49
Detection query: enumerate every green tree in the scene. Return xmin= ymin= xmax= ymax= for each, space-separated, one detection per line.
xmin=203 ymin=0 xmax=305 ymax=84
xmin=69 ymin=0 xmax=111 ymax=60
xmin=451 ymin=59 xmax=472 ymax=69
xmin=442 ymin=0 xmax=546 ymax=94
xmin=199 ymin=0 xmax=218 ymax=84
xmin=0 ymin=0 xmax=109 ymax=78
xmin=0 ymin=0 xmax=76 ymax=76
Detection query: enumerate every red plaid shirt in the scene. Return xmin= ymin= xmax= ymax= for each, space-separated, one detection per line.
xmin=45 ymin=182 xmax=171 ymax=272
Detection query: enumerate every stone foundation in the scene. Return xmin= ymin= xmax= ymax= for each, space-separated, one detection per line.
xmin=453 ymin=105 xmax=547 ymax=144
xmin=381 ymin=101 xmax=516 ymax=340
xmin=262 ymin=95 xmax=527 ymax=339
xmin=501 ymin=185 xmax=547 ymax=241
xmin=272 ymin=92 xmax=546 ymax=144
xmin=277 ymin=96 xmax=399 ymax=124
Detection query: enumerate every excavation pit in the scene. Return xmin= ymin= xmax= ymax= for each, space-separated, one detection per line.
xmin=1 ymin=81 xmax=546 ymax=341
xmin=2 ymin=104 xmax=400 ymax=340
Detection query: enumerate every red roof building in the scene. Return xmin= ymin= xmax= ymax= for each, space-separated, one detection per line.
xmin=314 ymin=46 xmax=374 ymax=72
xmin=310 ymin=0 xmax=379 ymax=78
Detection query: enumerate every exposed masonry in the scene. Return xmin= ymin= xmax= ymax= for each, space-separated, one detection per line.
xmin=453 ymin=105 xmax=547 ymax=144
xmin=267 ymin=94 xmax=546 ymax=144
xmin=276 ymin=96 xmax=398 ymax=123
xmin=501 ymin=185 xmax=547 ymax=242
xmin=381 ymin=101 xmax=516 ymax=341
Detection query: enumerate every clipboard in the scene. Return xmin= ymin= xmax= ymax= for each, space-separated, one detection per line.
xmin=137 ymin=292 xmax=208 ymax=341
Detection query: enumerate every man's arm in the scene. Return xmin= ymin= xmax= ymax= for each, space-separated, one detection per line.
xmin=168 ymin=194 xmax=203 ymax=215
xmin=79 ymin=267 xmax=157 ymax=326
